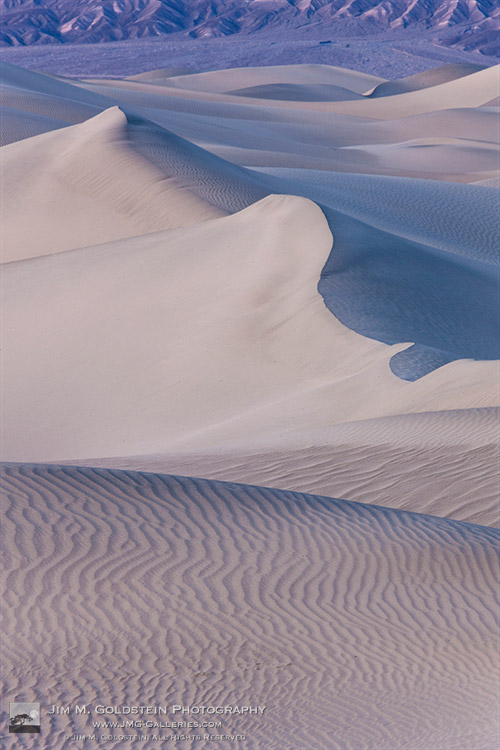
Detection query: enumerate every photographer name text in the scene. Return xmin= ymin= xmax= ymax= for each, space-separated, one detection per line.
xmin=49 ymin=704 xmax=266 ymax=716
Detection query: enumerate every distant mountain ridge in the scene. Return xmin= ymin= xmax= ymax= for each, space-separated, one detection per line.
xmin=0 ymin=0 xmax=498 ymax=55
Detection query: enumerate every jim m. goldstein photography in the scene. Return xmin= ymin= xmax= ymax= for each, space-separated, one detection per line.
xmin=0 ymin=0 xmax=499 ymax=748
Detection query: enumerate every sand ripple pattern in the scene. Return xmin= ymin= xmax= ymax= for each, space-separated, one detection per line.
xmin=1 ymin=464 xmax=499 ymax=749
xmin=80 ymin=442 xmax=500 ymax=527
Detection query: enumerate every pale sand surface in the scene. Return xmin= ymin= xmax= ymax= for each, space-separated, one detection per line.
xmin=2 ymin=62 xmax=498 ymax=183
xmin=365 ymin=62 xmax=487 ymax=97
xmin=1 ymin=464 xmax=499 ymax=750
xmin=67 ymin=409 xmax=500 ymax=527
xmin=70 ymin=442 xmax=500 ymax=526
xmin=1 ymin=68 xmax=498 ymax=386
xmin=2 ymin=195 xmax=498 ymax=465
xmin=2 ymin=189 xmax=498 ymax=534
xmin=160 ymin=64 xmax=385 ymax=94
xmin=1 ymin=107 xmax=226 ymax=262
xmin=74 ymin=64 xmax=500 ymax=118
xmin=1 ymin=59 xmax=499 ymax=749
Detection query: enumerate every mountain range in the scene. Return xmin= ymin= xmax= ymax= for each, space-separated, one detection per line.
xmin=0 ymin=0 xmax=498 ymax=55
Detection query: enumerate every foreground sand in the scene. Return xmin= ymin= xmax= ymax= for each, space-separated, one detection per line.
xmin=2 ymin=464 xmax=499 ymax=750
xmin=1 ymin=60 xmax=499 ymax=749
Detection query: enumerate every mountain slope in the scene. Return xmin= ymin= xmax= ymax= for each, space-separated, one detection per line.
xmin=0 ymin=0 xmax=498 ymax=54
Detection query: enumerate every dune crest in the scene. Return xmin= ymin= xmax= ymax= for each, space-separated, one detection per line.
xmin=365 ymin=62 xmax=487 ymax=97
xmin=1 ymin=106 xmax=229 ymax=262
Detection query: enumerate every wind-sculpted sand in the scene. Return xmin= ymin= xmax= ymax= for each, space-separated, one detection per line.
xmin=69 ymin=409 xmax=500 ymax=527
xmin=1 ymin=58 xmax=499 ymax=749
xmin=3 ymin=193 xmax=498 ymax=464
xmin=1 ymin=107 xmax=229 ymax=261
xmin=1 ymin=464 xmax=499 ymax=750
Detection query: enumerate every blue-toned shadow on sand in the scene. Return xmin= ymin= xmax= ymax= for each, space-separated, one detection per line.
xmin=317 ymin=208 xmax=500 ymax=382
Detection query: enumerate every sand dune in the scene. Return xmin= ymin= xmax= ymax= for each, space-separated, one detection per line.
xmin=162 ymin=63 xmax=385 ymax=95
xmin=2 ymin=464 xmax=499 ymax=750
xmin=73 ymin=442 xmax=499 ymax=526
xmin=3 ymin=62 xmax=497 ymax=182
xmin=77 ymin=64 xmax=499 ymax=120
xmin=366 ymin=62 xmax=487 ymax=97
xmin=1 ymin=107 xmax=230 ymax=261
xmin=219 ymin=64 xmax=488 ymax=103
xmin=356 ymin=106 xmax=500 ymax=148
xmin=2 ymin=194 xmax=498 ymax=464
xmin=320 ymin=65 xmax=500 ymax=118
xmin=70 ymin=409 xmax=500 ymax=527
xmin=68 ymin=70 xmax=500 ymax=183
xmin=1 ymin=63 xmax=498 ymax=419
xmin=336 ymin=137 xmax=499 ymax=179
xmin=128 ymin=67 xmax=195 ymax=81
xmin=226 ymin=82 xmax=364 ymax=102
xmin=1 ymin=57 xmax=499 ymax=749
xmin=2 ymin=93 xmax=497 ymax=379
xmin=257 ymin=169 xmax=500 ymax=263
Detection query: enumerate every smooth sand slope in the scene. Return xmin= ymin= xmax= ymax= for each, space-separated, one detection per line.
xmin=2 ymin=464 xmax=499 ymax=750
xmin=0 ymin=107 xmax=229 ymax=261
xmin=365 ymin=62 xmax=487 ymax=97
xmin=128 ymin=63 xmax=386 ymax=95
xmin=2 ymin=194 xmax=498 ymax=465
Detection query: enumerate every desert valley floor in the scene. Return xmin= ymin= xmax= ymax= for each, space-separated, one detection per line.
xmin=0 ymin=58 xmax=499 ymax=749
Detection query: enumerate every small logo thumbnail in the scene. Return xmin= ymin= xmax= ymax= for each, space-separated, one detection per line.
xmin=9 ymin=702 xmax=41 ymax=733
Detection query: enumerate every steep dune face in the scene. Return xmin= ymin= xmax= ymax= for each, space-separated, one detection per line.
xmin=2 ymin=464 xmax=499 ymax=750
xmin=0 ymin=194 xmax=368 ymax=461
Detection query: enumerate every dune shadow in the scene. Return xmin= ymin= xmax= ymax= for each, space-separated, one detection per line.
xmin=318 ymin=207 xmax=500 ymax=380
